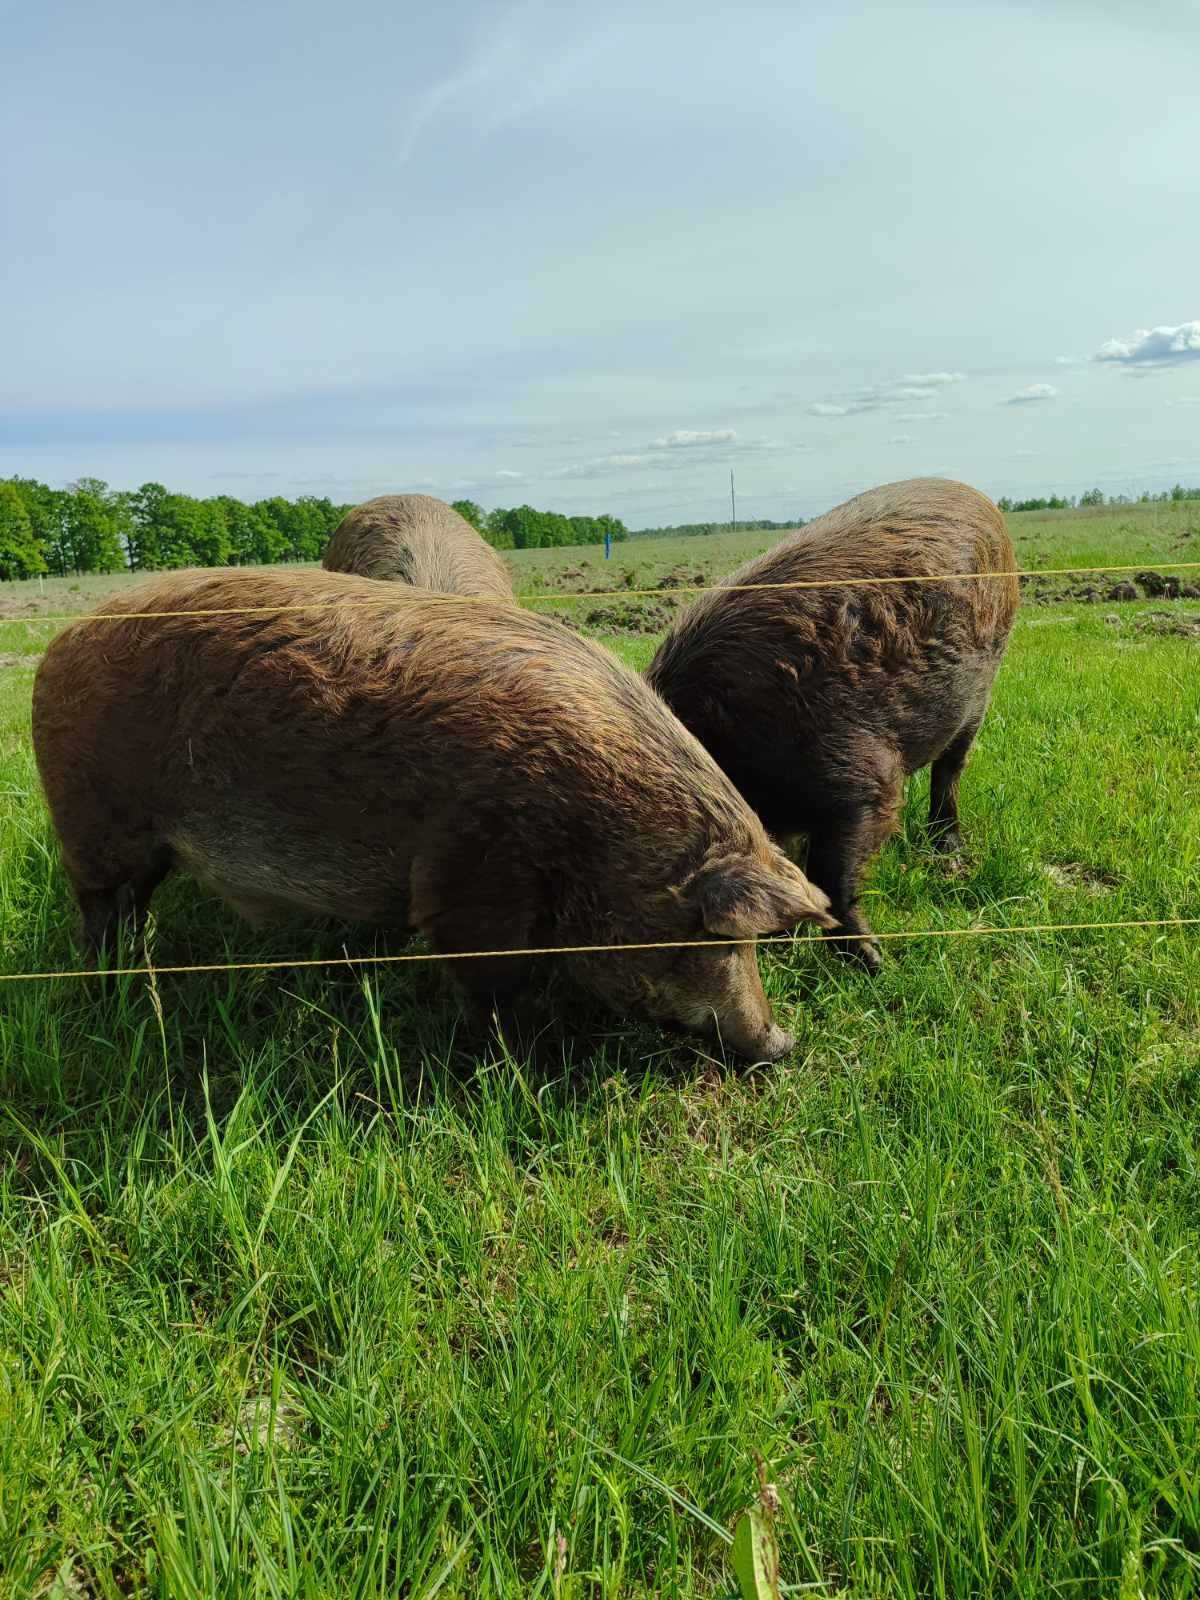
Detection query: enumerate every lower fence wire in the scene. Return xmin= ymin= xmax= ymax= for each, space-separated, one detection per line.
xmin=1 ymin=915 xmax=1196 ymax=986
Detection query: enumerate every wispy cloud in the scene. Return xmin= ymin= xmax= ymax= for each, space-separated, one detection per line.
xmin=1095 ymin=320 xmax=1200 ymax=365
xmin=552 ymin=427 xmax=780 ymax=479
xmin=653 ymin=428 xmax=737 ymax=449
xmin=452 ymin=468 xmax=527 ymax=489
xmin=1004 ymin=383 xmax=1057 ymax=405
xmin=897 ymin=371 xmax=965 ymax=386
xmin=809 ymin=370 xmax=965 ymax=418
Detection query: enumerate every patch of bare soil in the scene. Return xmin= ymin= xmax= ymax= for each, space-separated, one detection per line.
xmin=1044 ymin=862 xmax=1121 ymax=896
xmin=1019 ymin=570 xmax=1200 ymax=605
xmin=568 ymin=597 xmax=683 ymax=635
xmin=1133 ymin=609 xmax=1200 ymax=641
xmin=0 ymin=652 xmax=41 ymax=671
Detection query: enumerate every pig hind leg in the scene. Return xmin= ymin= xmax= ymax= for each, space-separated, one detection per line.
xmin=805 ymin=768 xmax=903 ymax=974
xmin=928 ymin=715 xmax=984 ymax=856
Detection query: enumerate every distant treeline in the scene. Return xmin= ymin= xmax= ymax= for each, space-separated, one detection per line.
xmin=5 ymin=474 xmax=1198 ymax=582
xmin=999 ymin=484 xmax=1200 ymax=512
xmin=0 ymin=478 xmax=628 ymax=580
xmin=632 ymin=517 xmax=803 ymax=539
xmin=450 ymin=500 xmax=628 ymax=551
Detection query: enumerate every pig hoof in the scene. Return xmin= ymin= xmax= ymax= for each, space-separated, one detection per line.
xmin=937 ymin=852 xmax=971 ymax=878
xmin=827 ymin=932 xmax=883 ymax=973
xmin=929 ymin=826 xmax=964 ymax=857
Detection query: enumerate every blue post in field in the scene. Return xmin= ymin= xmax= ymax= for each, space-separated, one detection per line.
xmin=604 ymin=529 xmax=612 ymax=560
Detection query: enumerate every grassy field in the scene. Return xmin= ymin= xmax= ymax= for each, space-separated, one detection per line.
xmin=1 ymin=502 xmax=1199 ymax=1596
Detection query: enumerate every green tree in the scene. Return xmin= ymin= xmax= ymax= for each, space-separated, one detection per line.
xmin=0 ymin=482 xmax=48 ymax=579
xmin=63 ymin=479 xmax=125 ymax=573
xmin=288 ymin=496 xmax=336 ymax=562
xmin=255 ymin=498 xmax=297 ymax=560
xmin=484 ymin=508 xmax=516 ymax=549
xmin=128 ymin=482 xmax=170 ymax=569
xmin=5 ymin=478 xmax=66 ymax=567
xmin=155 ymin=494 xmax=204 ymax=567
xmin=194 ymin=499 xmax=231 ymax=566
xmin=451 ymin=499 xmax=486 ymax=532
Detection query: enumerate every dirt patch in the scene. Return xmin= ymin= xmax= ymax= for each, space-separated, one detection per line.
xmin=1018 ymin=570 xmax=1200 ymax=606
xmin=575 ymin=597 xmax=683 ymax=634
xmin=655 ymin=566 xmax=709 ymax=591
xmin=224 ymin=1389 xmax=304 ymax=1456
xmin=1133 ymin=609 xmax=1200 ymax=641
xmin=34 ymin=1560 xmax=89 ymax=1598
xmin=1044 ymin=862 xmax=1120 ymax=896
xmin=0 ymin=652 xmax=41 ymax=671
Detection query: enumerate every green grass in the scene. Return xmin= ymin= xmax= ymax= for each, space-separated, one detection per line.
xmin=1 ymin=518 xmax=1199 ymax=1596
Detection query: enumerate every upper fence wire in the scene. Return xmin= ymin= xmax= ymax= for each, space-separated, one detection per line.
xmin=1 ymin=558 xmax=1199 ymax=625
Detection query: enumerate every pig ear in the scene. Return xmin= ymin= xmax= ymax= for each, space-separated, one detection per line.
xmin=688 ymin=855 xmax=834 ymax=938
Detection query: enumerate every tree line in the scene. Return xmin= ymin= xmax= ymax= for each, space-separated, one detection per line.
xmin=5 ymin=473 xmax=1197 ymax=582
xmin=0 ymin=478 xmax=629 ymax=581
xmin=449 ymin=500 xmax=628 ymax=550
xmin=998 ymin=484 xmax=1200 ymax=513
xmin=632 ymin=517 xmax=803 ymax=539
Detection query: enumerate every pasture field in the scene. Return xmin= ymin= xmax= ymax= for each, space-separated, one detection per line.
xmin=1 ymin=503 xmax=1199 ymax=1597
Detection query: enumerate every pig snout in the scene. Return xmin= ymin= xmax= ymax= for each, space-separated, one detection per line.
xmin=760 ymin=1022 xmax=795 ymax=1060
xmin=713 ymin=1011 xmax=794 ymax=1063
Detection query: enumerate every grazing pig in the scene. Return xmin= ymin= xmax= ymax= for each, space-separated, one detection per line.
xmin=32 ymin=568 xmax=833 ymax=1059
xmin=321 ymin=493 xmax=514 ymax=601
xmin=646 ymin=478 xmax=1019 ymax=970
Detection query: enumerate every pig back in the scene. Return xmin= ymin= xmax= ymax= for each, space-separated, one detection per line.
xmin=321 ymin=494 xmax=514 ymax=601
xmin=33 ymin=567 xmax=755 ymax=926
xmin=648 ymin=478 xmax=1018 ymax=707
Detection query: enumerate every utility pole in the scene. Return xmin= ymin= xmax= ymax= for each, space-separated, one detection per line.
xmin=730 ymin=469 xmax=736 ymax=534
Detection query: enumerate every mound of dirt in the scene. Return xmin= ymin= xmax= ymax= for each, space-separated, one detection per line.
xmin=1044 ymin=862 xmax=1120 ymax=895
xmin=1134 ymin=610 xmax=1200 ymax=640
xmin=1019 ymin=570 xmax=1199 ymax=605
xmin=580 ymin=598 xmax=681 ymax=634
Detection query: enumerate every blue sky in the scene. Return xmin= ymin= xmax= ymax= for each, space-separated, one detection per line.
xmin=3 ymin=0 xmax=1198 ymax=525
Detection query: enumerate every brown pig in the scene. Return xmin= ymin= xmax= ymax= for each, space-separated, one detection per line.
xmin=321 ymin=493 xmax=514 ymax=601
xmin=646 ymin=478 xmax=1019 ymax=970
xmin=32 ymin=568 xmax=833 ymax=1059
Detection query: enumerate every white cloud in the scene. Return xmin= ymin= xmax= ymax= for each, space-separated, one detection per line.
xmin=453 ymin=468 xmax=527 ymax=489
xmin=551 ymin=426 xmax=779 ymax=479
xmin=1004 ymin=383 xmax=1058 ymax=404
xmin=1165 ymin=395 xmax=1200 ymax=408
xmin=654 ymin=428 xmax=737 ymax=449
xmin=1055 ymin=354 xmax=1083 ymax=366
xmin=1095 ymin=321 xmax=1200 ymax=365
xmin=810 ymin=398 xmax=880 ymax=416
xmin=889 ymin=434 xmax=912 ymax=445
xmin=895 ymin=410 xmax=947 ymax=422
xmin=552 ymin=453 xmax=656 ymax=479
xmin=810 ymin=370 xmax=965 ymax=418
xmin=898 ymin=371 xmax=965 ymax=386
